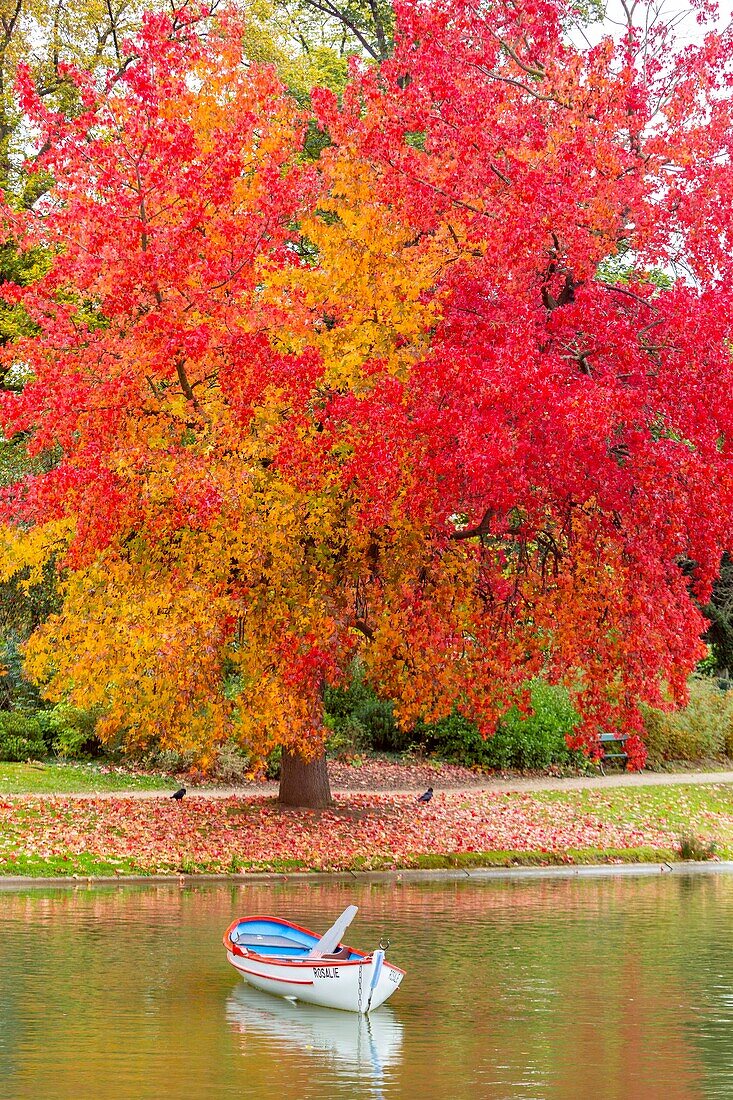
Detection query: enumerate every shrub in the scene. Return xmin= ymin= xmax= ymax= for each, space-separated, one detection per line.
xmin=0 ymin=636 xmax=44 ymax=714
xmin=212 ymin=741 xmax=252 ymax=783
xmin=0 ymin=712 xmax=46 ymax=761
xmin=418 ymin=710 xmax=495 ymax=767
xmin=326 ymin=668 xmax=582 ymax=767
xmin=695 ymin=648 xmax=717 ymax=678
xmin=422 ymin=682 xmax=583 ymax=769
xmin=352 ymin=697 xmax=412 ymax=752
xmin=324 ymin=679 xmax=369 ymax=723
xmin=641 ymin=677 xmax=732 ymax=764
xmin=265 ymin=745 xmax=282 ymax=779
xmin=325 ymin=715 xmax=371 ymax=756
xmin=495 ymin=682 xmax=583 ymax=769
xmin=325 ymin=666 xmax=416 ymax=753
xmin=678 ymin=833 xmax=717 ymax=860
xmin=46 ymin=703 xmax=103 ymax=759
xmin=142 ymin=746 xmax=199 ymax=774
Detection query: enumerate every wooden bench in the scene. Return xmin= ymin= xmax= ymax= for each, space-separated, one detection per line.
xmin=597 ymin=731 xmax=629 ymax=773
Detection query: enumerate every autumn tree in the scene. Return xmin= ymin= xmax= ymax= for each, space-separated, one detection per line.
xmin=262 ymin=0 xmax=733 ymax=778
xmin=0 ymin=0 xmax=361 ymax=721
xmin=3 ymin=1 xmax=733 ymax=805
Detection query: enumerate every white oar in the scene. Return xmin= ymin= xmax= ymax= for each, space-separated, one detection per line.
xmin=365 ymin=948 xmax=385 ymax=1013
xmin=306 ymin=904 xmax=358 ymax=958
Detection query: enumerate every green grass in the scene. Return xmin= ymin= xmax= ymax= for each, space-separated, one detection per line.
xmin=0 ymin=761 xmax=170 ymax=795
xmin=534 ymin=784 xmax=733 ymax=857
xmin=0 ymin=848 xmax=683 ymax=878
xmin=0 ymin=851 xmax=141 ymax=877
xmin=407 ymin=847 xmax=679 ymax=869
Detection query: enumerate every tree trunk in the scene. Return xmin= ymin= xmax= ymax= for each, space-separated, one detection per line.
xmin=278 ymin=746 xmax=333 ymax=809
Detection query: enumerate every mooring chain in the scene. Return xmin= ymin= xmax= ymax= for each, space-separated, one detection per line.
xmin=358 ymin=959 xmax=363 ymax=1014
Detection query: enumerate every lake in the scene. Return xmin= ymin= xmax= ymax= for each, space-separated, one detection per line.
xmin=2 ymin=871 xmax=733 ymax=1098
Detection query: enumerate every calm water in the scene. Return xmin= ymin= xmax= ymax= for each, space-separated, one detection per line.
xmin=2 ymin=873 xmax=733 ymax=1099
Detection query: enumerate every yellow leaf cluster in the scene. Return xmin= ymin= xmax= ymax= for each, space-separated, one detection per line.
xmin=0 ymin=518 xmax=74 ymax=588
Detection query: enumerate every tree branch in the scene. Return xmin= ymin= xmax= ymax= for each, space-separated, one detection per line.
xmin=175 ymin=358 xmax=211 ymax=426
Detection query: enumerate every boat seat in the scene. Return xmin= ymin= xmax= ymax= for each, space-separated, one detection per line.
xmin=323 ymin=946 xmax=351 ymax=960
xmin=232 ymin=932 xmax=307 ymax=950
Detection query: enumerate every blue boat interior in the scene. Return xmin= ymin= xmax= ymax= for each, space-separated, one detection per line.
xmin=230 ymin=918 xmax=360 ymax=960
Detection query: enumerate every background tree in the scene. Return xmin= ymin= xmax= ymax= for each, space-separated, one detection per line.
xmin=702 ymin=555 xmax=733 ymax=676
xmin=276 ymin=0 xmax=393 ymax=61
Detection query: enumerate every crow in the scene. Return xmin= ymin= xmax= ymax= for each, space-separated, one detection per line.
xmin=417 ymin=786 xmax=433 ymax=803
xmin=171 ymin=787 xmax=186 ymax=800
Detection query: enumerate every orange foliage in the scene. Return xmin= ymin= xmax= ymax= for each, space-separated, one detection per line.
xmin=3 ymin=2 xmax=733 ymax=769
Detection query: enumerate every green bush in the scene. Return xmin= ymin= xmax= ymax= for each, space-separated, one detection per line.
xmin=421 ymin=682 xmax=583 ymax=769
xmin=46 ymin=703 xmax=103 ymax=759
xmin=0 ymin=712 xmax=46 ymax=761
xmin=0 ymin=636 xmax=44 ymax=714
xmin=325 ymin=715 xmax=372 ymax=756
xmin=265 ymin=745 xmax=282 ymax=779
xmin=495 ymin=682 xmax=582 ymax=769
xmin=325 ymin=667 xmax=416 ymax=753
xmin=352 ymin=697 xmax=411 ymax=752
xmin=695 ymin=648 xmax=717 ymax=677
xmin=325 ymin=666 xmax=583 ymax=768
xmin=418 ymin=710 xmax=495 ymax=766
xmin=641 ymin=677 xmax=733 ymax=764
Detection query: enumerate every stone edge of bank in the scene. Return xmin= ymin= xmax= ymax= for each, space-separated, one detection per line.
xmin=2 ymin=860 xmax=733 ymax=888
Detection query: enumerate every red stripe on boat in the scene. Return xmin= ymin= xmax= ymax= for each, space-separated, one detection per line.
xmin=234 ymin=964 xmax=314 ymax=986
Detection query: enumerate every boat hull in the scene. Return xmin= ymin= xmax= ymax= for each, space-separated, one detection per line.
xmin=226 ymin=949 xmax=404 ymax=1012
xmin=223 ymin=917 xmax=405 ymax=1013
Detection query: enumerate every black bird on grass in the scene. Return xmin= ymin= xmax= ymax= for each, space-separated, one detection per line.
xmin=171 ymin=787 xmax=186 ymax=800
xmin=417 ymin=787 xmax=434 ymax=803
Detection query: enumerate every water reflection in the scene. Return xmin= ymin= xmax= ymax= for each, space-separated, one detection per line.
xmin=2 ymin=874 xmax=733 ymax=1098
xmin=226 ymin=984 xmax=403 ymax=1097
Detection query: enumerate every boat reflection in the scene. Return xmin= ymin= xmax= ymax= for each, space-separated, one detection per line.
xmin=226 ymin=983 xmax=403 ymax=1095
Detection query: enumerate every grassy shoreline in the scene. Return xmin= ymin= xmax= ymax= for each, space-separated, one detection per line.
xmin=0 ymin=846 xmax=682 ymax=879
xmin=2 ymin=780 xmax=732 ymax=878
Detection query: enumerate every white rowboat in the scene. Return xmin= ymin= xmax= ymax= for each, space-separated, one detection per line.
xmin=223 ymin=907 xmax=405 ymax=1013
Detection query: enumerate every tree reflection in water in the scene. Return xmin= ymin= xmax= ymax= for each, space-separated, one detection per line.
xmin=1 ymin=874 xmax=733 ymax=1098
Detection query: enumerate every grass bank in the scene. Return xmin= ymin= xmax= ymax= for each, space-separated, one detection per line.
xmin=0 ymin=761 xmax=172 ymax=795
xmin=0 ymin=847 xmax=681 ymax=879
xmin=1 ymin=782 xmax=730 ymax=878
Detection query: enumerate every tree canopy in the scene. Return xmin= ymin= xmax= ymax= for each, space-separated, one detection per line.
xmin=2 ymin=0 xmax=733 ymax=803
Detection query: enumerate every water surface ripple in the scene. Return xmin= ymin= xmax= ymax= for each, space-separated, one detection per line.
xmin=2 ymin=874 xmax=733 ymax=1098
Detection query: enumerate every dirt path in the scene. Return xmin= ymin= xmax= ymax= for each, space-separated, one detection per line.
xmin=33 ymin=768 xmax=733 ymax=800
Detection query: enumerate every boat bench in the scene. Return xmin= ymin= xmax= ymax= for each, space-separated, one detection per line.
xmin=320 ymin=946 xmax=352 ymax=960
xmin=230 ymin=931 xmax=350 ymax=960
xmin=596 ymin=732 xmax=629 ymax=773
xmin=232 ymin=933 xmax=297 ymax=948
xmin=231 ymin=933 xmax=307 ymax=956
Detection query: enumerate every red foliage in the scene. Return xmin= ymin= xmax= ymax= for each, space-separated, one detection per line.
xmin=311 ymin=0 xmax=733 ymax=745
xmin=2 ymin=1 xmax=733 ymax=764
